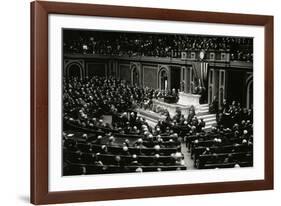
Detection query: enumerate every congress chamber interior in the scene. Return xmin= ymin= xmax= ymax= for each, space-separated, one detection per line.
xmin=62 ymin=29 xmax=253 ymax=176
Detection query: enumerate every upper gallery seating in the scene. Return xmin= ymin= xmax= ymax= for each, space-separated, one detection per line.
xmin=63 ymin=31 xmax=253 ymax=62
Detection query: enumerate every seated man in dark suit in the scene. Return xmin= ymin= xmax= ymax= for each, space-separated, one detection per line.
xmin=150 ymin=154 xmax=164 ymax=166
xmin=143 ymin=134 xmax=155 ymax=148
xmin=121 ymin=146 xmax=131 ymax=156
xmin=92 ymin=135 xmax=102 ymax=144
xmin=198 ymin=118 xmax=206 ymax=132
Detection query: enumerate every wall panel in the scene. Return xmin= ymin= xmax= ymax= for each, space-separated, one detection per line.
xmin=143 ymin=66 xmax=158 ymax=89
xmin=87 ymin=63 xmax=106 ymax=78
xmin=119 ymin=64 xmax=131 ymax=82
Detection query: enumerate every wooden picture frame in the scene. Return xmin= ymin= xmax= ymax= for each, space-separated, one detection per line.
xmin=31 ymin=1 xmax=274 ymax=204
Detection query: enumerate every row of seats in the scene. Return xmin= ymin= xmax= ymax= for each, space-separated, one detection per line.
xmin=66 ymin=122 xmax=181 ymax=141
xmin=187 ymin=131 xmax=253 ymax=169
xmin=200 ymin=162 xmax=252 ymax=169
xmin=64 ymin=163 xmax=186 ymax=175
xmin=64 ymin=150 xmax=184 ymax=166
xmin=63 ymin=129 xmax=186 ymax=175
xmin=73 ymin=143 xmax=181 ymax=156
xmin=195 ymin=152 xmax=253 ymax=169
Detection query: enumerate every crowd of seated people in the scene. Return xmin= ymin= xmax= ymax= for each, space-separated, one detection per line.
xmin=63 ymin=74 xmax=206 ymax=140
xmin=186 ymin=100 xmax=253 ymax=169
xmin=64 ymin=75 xmax=158 ymax=118
xmin=63 ymin=74 xmax=253 ymax=174
xmin=63 ymin=124 xmax=187 ymax=175
xmin=218 ymin=99 xmax=253 ymax=128
xmin=154 ymin=107 xmax=206 ymax=137
xmin=63 ymin=76 xmax=183 ymax=132
xmin=64 ymin=30 xmax=253 ymax=61
xmin=63 ymin=76 xmax=190 ymax=175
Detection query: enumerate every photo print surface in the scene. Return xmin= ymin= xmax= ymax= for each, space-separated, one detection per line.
xmin=62 ymin=29 xmax=253 ymax=176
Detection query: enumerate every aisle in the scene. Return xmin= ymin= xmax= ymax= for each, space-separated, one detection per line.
xmin=181 ymin=142 xmax=195 ymax=170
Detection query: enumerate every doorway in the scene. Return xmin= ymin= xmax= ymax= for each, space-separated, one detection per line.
xmin=170 ymin=67 xmax=181 ymax=91
xmin=159 ymin=69 xmax=168 ymax=91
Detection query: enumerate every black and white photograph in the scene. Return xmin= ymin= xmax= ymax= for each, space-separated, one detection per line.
xmin=62 ymin=29 xmax=254 ymax=176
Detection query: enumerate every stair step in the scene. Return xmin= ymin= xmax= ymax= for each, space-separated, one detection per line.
xmin=205 ymin=121 xmax=217 ymax=126
xmin=198 ymin=112 xmax=210 ymax=116
xmin=199 ymin=106 xmax=209 ymax=109
xmin=198 ymin=111 xmax=209 ymax=114
xmin=198 ymin=108 xmax=209 ymax=112
xmin=199 ymin=108 xmax=209 ymax=112
xmin=205 ymin=121 xmax=216 ymax=126
xmin=198 ymin=111 xmax=209 ymax=115
xmin=203 ymin=119 xmax=216 ymax=123
xmin=204 ymin=125 xmax=214 ymax=130
xmin=136 ymin=107 xmax=217 ymax=131
xmin=197 ymin=108 xmax=209 ymax=111
xmin=199 ymin=107 xmax=209 ymax=110
xmin=138 ymin=114 xmax=158 ymax=123
xmin=136 ymin=109 xmax=165 ymax=121
xmin=205 ymin=125 xmax=212 ymax=128
xmin=196 ymin=113 xmax=216 ymax=119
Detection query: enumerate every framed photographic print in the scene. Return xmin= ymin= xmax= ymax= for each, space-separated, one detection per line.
xmin=31 ymin=1 xmax=274 ymax=204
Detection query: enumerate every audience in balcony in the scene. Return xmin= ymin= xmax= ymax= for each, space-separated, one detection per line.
xmin=63 ymin=31 xmax=253 ymax=61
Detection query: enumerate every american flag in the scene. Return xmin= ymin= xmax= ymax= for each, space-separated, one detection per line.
xmin=192 ymin=61 xmax=208 ymax=88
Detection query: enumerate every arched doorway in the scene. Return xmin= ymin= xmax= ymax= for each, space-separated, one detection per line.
xmin=159 ymin=68 xmax=168 ymax=91
xmin=67 ymin=63 xmax=83 ymax=80
xmin=246 ymin=79 xmax=253 ymax=109
xmin=131 ymin=65 xmax=140 ymax=86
